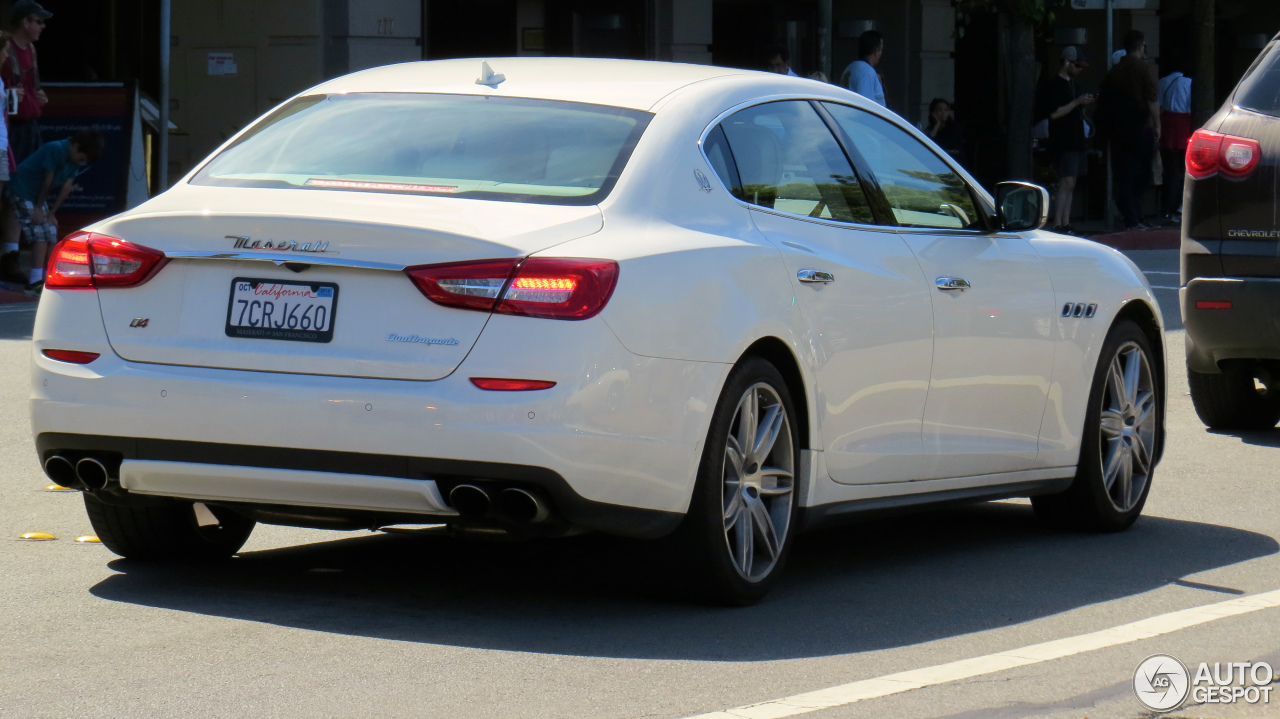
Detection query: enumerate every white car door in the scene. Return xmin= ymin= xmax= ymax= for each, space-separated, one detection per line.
xmin=822 ymin=102 xmax=1057 ymax=479
xmin=708 ymin=101 xmax=934 ymax=484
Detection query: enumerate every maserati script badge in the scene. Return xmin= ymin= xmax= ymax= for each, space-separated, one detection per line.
xmin=227 ymin=235 xmax=334 ymax=254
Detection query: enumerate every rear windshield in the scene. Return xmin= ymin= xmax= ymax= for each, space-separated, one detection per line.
xmin=190 ymin=93 xmax=652 ymax=205
xmin=1237 ymin=41 xmax=1280 ymax=117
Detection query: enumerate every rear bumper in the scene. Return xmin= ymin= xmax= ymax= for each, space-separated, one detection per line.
xmin=31 ymin=312 xmax=729 ymax=538
xmin=1181 ymin=278 xmax=1280 ymax=372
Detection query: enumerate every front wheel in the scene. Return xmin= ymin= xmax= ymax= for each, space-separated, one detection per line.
xmin=1033 ymin=320 xmax=1161 ymax=531
xmin=678 ymin=357 xmax=800 ymax=605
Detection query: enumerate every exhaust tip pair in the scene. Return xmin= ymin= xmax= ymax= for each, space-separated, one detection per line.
xmin=448 ymin=484 xmax=550 ymax=524
xmin=43 ymin=456 xmax=111 ymax=492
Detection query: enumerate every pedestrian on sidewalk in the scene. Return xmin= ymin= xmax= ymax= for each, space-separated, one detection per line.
xmin=842 ymin=31 xmax=886 ymax=108
xmin=6 ymin=129 xmax=102 ymax=290
xmin=3 ymin=0 xmax=49 ymax=165
xmin=1096 ymin=30 xmax=1160 ymax=231
xmin=1158 ymin=63 xmax=1192 ymax=223
xmin=0 ymin=31 xmax=18 ymax=284
xmin=1037 ymin=46 xmax=1095 ymax=234
xmin=766 ymin=46 xmax=799 ymax=77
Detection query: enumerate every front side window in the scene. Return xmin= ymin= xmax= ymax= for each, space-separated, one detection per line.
xmin=822 ymin=102 xmax=981 ymax=230
xmin=714 ymin=101 xmax=874 ymax=224
xmin=191 ymin=93 xmax=651 ymax=205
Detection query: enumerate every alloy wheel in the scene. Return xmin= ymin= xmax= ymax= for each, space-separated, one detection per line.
xmin=1098 ymin=341 xmax=1157 ymax=512
xmin=721 ymin=382 xmax=795 ymax=582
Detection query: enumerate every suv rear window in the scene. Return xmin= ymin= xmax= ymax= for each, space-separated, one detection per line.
xmin=1237 ymin=41 xmax=1280 ymax=117
xmin=191 ymin=93 xmax=652 ymax=205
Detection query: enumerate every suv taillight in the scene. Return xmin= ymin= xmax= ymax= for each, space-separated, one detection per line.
xmin=1186 ymin=129 xmax=1262 ymax=180
xmin=406 ymin=257 xmax=619 ymax=320
xmin=45 ymin=232 xmax=168 ymax=289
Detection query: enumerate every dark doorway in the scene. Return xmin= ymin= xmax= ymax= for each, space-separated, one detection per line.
xmin=713 ymin=0 xmax=818 ymax=75
xmin=543 ymin=0 xmax=646 ymax=59
xmin=427 ymin=0 xmax=518 ymax=59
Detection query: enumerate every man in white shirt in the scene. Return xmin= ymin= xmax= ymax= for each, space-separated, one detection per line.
xmin=766 ymin=46 xmax=799 ymax=77
xmin=843 ymin=31 xmax=886 ymax=107
xmin=1158 ymin=67 xmax=1193 ymax=221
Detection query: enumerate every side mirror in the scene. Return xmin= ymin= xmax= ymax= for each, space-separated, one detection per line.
xmin=995 ymin=181 xmax=1049 ymax=232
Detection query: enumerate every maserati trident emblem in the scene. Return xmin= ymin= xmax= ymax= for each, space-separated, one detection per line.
xmin=227 ymin=235 xmax=334 ymax=254
xmin=694 ymin=169 xmax=712 ymax=193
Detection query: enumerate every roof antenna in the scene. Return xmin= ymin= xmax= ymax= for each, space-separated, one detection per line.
xmin=476 ymin=61 xmax=506 ymax=87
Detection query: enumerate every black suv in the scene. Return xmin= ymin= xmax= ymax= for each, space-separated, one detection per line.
xmin=1183 ymin=32 xmax=1280 ymax=430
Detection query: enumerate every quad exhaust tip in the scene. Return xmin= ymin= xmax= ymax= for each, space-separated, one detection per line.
xmin=495 ymin=488 xmax=550 ymax=524
xmin=448 ymin=484 xmax=491 ymax=518
xmin=75 ymin=457 xmax=110 ymax=492
xmin=43 ymin=455 xmax=81 ymax=490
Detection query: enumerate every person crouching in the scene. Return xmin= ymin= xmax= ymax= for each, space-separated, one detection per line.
xmin=6 ymin=127 xmax=100 ymax=289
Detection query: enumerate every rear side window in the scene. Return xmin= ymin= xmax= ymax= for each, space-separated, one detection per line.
xmin=1237 ymin=42 xmax=1280 ymax=117
xmin=191 ymin=93 xmax=651 ymax=205
xmin=713 ymin=101 xmax=874 ymax=224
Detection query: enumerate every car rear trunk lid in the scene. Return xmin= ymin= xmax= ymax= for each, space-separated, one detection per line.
xmin=90 ymin=187 xmax=602 ymax=381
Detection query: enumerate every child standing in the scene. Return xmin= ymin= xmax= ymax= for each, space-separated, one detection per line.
xmin=6 ymin=127 xmax=101 ymax=289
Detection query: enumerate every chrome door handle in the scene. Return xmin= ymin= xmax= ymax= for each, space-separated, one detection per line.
xmin=936 ymin=276 xmax=971 ymax=291
xmin=798 ymin=269 xmax=835 ymax=284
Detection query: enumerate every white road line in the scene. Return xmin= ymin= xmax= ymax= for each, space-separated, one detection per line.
xmin=0 ymin=303 xmax=37 ymax=313
xmin=1149 ymin=285 xmax=1180 ymax=290
xmin=1142 ymin=270 xmax=1179 ymax=275
xmin=683 ymin=588 xmax=1280 ymax=719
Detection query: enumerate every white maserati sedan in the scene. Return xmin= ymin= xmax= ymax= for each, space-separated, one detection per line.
xmin=31 ymin=58 xmax=1164 ymax=603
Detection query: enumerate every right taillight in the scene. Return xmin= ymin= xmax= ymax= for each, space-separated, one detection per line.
xmin=405 ymin=257 xmax=619 ymax=320
xmin=46 ymin=232 xmax=168 ymax=289
xmin=1186 ymin=129 xmax=1262 ymax=180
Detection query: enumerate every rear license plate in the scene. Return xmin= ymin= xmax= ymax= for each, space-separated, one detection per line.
xmin=225 ymin=277 xmax=338 ymax=343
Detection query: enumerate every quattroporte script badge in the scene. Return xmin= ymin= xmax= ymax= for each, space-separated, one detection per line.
xmin=386 ymin=333 xmax=459 ymax=346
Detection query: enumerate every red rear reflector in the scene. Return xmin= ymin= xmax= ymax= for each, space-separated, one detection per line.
xmin=1185 ymin=129 xmax=1262 ymax=180
xmin=42 ymin=349 xmax=100 ymax=364
xmin=470 ymin=377 xmax=557 ymax=391
xmin=406 ymin=257 xmax=619 ymax=320
xmin=1195 ymin=301 xmax=1232 ymax=309
xmin=45 ymin=232 xmax=168 ymax=289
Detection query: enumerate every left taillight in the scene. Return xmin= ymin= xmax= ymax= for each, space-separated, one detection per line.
xmin=406 ymin=257 xmax=619 ymax=320
xmin=45 ymin=232 xmax=168 ymax=289
xmin=1186 ymin=129 xmax=1261 ymax=180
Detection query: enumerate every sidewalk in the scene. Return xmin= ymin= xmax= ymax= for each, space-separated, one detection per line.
xmin=0 ymin=283 xmax=38 ymax=304
xmin=1067 ymin=219 xmax=1180 ymax=251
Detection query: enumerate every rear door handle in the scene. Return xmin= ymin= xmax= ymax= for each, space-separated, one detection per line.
xmin=798 ymin=269 xmax=835 ymax=284
xmin=936 ymin=276 xmax=971 ymax=291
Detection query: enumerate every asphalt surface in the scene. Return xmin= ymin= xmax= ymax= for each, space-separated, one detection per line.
xmin=1 ymin=249 xmax=1278 ymax=719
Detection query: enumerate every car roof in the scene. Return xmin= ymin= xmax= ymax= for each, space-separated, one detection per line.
xmin=308 ymin=57 xmax=770 ymax=111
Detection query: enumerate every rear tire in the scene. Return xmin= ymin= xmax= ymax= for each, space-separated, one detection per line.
xmin=1033 ymin=320 xmax=1161 ymax=531
xmin=84 ymin=494 xmax=255 ymax=561
xmin=1187 ymin=365 xmax=1280 ymax=430
xmin=677 ymin=357 xmax=800 ymax=606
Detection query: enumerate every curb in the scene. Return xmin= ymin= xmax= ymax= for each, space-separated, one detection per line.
xmin=1085 ymin=228 xmax=1180 ymax=251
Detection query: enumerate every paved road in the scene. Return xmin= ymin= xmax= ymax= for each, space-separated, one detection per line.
xmin=2 ymin=249 xmax=1277 ymax=719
